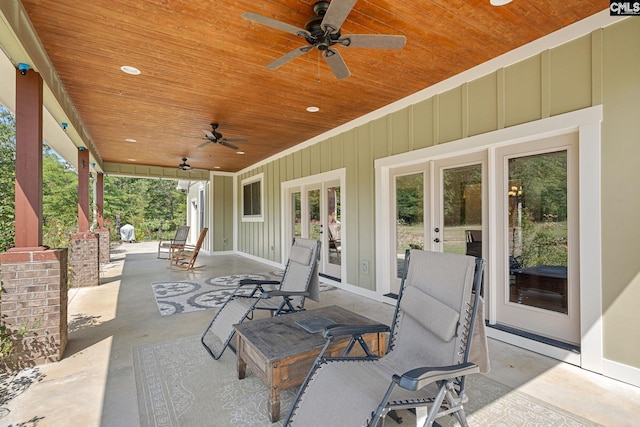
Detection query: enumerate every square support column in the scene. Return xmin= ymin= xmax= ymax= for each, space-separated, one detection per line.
xmin=70 ymin=232 xmax=99 ymax=287
xmin=0 ymin=248 xmax=68 ymax=368
xmin=95 ymin=228 xmax=111 ymax=265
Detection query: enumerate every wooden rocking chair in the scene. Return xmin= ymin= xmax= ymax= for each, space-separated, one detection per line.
xmin=170 ymin=227 xmax=208 ymax=270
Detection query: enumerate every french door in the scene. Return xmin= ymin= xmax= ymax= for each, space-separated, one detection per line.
xmin=494 ymin=134 xmax=580 ymax=345
xmin=283 ymin=171 xmax=344 ymax=280
xmin=388 ymin=137 xmax=579 ymax=345
xmin=432 ymin=153 xmax=486 ymax=261
xmin=390 ymin=167 xmax=427 ymax=295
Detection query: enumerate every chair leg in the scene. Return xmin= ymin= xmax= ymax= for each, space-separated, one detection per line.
xmin=445 ymin=386 xmax=470 ymax=427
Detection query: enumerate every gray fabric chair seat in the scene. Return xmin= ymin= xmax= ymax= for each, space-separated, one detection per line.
xmin=285 ymin=250 xmax=487 ymax=427
xmin=201 ymin=238 xmax=321 ymax=360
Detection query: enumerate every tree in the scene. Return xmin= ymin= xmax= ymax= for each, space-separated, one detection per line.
xmin=42 ymin=145 xmax=79 ymax=248
xmin=0 ymin=106 xmax=15 ymax=252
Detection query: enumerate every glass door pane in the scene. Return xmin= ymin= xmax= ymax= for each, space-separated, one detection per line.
xmin=441 ymin=165 xmax=483 ymax=256
xmin=292 ymin=191 xmax=301 ymax=238
xmin=508 ymin=151 xmax=568 ymax=314
xmin=308 ymin=189 xmax=321 ymax=241
xmin=395 ymin=173 xmax=424 ymax=279
xmin=326 ymin=185 xmax=341 ymax=270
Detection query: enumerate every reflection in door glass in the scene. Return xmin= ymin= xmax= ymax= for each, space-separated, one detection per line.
xmin=292 ymin=192 xmax=301 ymax=238
xmin=308 ymin=189 xmax=321 ymax=241
xmin=327 ymin=186 xmax=341 ymax=266
xmin=396 ymin=173 xmax=424 ymax=278
xmin=442 ymin=165 xmax=482 ymax=256
xmin=508 ymin=151 xmax=568 ymax=314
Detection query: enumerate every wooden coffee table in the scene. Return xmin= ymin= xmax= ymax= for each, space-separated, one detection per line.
xmin=234 ymin=305 xmax=387 ymax=422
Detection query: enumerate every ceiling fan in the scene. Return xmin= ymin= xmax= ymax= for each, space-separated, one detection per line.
xmin=177 ymin=157 xmax=209 ymax=172
xmin=198 ymin=123 xmax=248 ymax=150
xmin=243 ymin=0 xmax=406 ymax=79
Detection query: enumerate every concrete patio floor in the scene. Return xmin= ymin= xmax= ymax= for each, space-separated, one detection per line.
xmin=2 ymin=241 xmax=639 ymax=426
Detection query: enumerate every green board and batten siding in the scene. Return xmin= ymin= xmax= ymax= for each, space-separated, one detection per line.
xmin=225 ymin=20 xmax=639 ymax=368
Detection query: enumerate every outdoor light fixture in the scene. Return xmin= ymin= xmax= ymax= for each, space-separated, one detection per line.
xmin=490 ymin=0 xmax=512 ymax=5
xmin=120 ymin=65 xmax=141 ymax=75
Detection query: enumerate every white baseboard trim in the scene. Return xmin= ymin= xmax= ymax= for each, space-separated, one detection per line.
xmin=602 ymin=358 xmax=640 ymax=388
xmin=234 ymin=251 xmax=394 ymax=307
xmin=326 ymin=279 xmax=393 ymax=306
xmin=234 ymin=251 xmax=285 ymax=270
xmin=211 ymin=250 xmax=236 ymax=256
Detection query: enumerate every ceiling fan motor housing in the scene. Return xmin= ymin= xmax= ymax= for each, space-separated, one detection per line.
xmin=305 ymin=2 xmax=341 ymax=49
xmin=313 ymin=1 xmax=330 ymax=16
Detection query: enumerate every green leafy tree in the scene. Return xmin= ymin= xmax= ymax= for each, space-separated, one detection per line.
xmin=42 ymin=145 xmax=79 ymax=248
xmin=396 ymin=174 xmax=424 ymax=225
xmin=103 ymin=176 xmax=186 ymax=240
xmin=0 ymin=106 xmax=16 ymax=253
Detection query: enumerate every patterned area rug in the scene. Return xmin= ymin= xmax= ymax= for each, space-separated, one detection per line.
xmin=151 ymin=272 xmax=335 ymax=316
xmin=134 ymin=336 xmax=603 ymax=427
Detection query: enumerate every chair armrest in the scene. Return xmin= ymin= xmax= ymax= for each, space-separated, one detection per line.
xmin=394 ymin=362 xmax=479 ymax=391
xmin=323 ymin=324 xmax=390 ymax=339
xmin=238 ymin=279 xmax=281 ymax=286
xmin=261 ymin=290 xmax=308 ymax=298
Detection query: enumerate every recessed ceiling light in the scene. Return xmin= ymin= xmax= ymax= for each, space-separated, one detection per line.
xmin=306 ymin=106 xmax=320 ymax=113
xmin=127 ymin=158 xmax=136 ymax=161
xmin=214 ymin=166 xmax=221 ymax=169
xmin=236 ymin=151 xmax=245 ymax=155
xmin=120 ymin=65 xmax=141 ymax=75
xmin=490 ymin=0 xmax=512 ymax=5
xmin=125 ymin=138 xmax=137 ymax=143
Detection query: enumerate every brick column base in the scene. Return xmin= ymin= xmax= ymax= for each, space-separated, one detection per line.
xmin=70 ymin=232 xmax=99 ymax=287
xmin=95 ymin=228 xmax=111 ymax=264
xmin=0 ymin=248 xmax=68 ymax=369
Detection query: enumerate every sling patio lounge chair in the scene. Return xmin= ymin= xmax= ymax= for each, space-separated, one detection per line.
xmin=157 ymin=225 xmax=190 ymax=259
xmin=201 ymin=238 xmax=321 ymax=360
xmin=169 ymin=227 xmax=208 ymax=270
xmin=284 ymin=249 xmax=489 ymax=427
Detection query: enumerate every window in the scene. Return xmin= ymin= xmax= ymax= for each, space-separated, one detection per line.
xmin=242 ymin=174 xmax=263 ymax=221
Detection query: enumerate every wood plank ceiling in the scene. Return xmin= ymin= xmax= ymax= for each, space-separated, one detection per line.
xmin=21 ymin=0 xmax=606 ymax=173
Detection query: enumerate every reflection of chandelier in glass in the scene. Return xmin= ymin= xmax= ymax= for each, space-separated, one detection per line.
xmin=509 ymin=185 xmax=523 ymax=255
xmin=508 ymin=185 xmax=522 ymax=197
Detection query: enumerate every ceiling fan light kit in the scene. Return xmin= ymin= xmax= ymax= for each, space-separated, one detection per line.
xmin=243 ymin=0 xmax=406 ymax=79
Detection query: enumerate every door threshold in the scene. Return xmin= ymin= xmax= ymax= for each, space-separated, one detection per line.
xmin=319 ymin=273 xmax=341 ymax=283
xmin=487 ymin=323 xmax=580 ymax=353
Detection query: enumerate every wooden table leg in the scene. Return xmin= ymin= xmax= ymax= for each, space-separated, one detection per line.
xmin=269 ymin=385 xmax=281 ymax=422
xmin=237 ymin=340 xmax=247 ymax=380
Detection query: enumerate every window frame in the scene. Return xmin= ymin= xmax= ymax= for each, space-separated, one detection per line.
xmin=241 ymin=173 xmax=264 ymax=222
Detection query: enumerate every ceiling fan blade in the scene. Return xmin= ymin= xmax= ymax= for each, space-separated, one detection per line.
xmin=339 ymin=34 xmax=406 ymax=49
xmin=197 ymin=141 xmax=210 ymax=148
xmin=321 ymin=0 xmax=358 ymax=34
xmin=243 ymin=12 xmax=310 ymax=38
xmin=223 ymin=137 xmax=248 ymax=142
xmin=324 ymin=48 xmax=351 ymax=79
xmin=203 ymin=129 xmax=215 ymax=139
xmin=220 ymin=141 xmax=240 ymax=150
xmin=267 ymin=46 xmax=313 ymax=69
